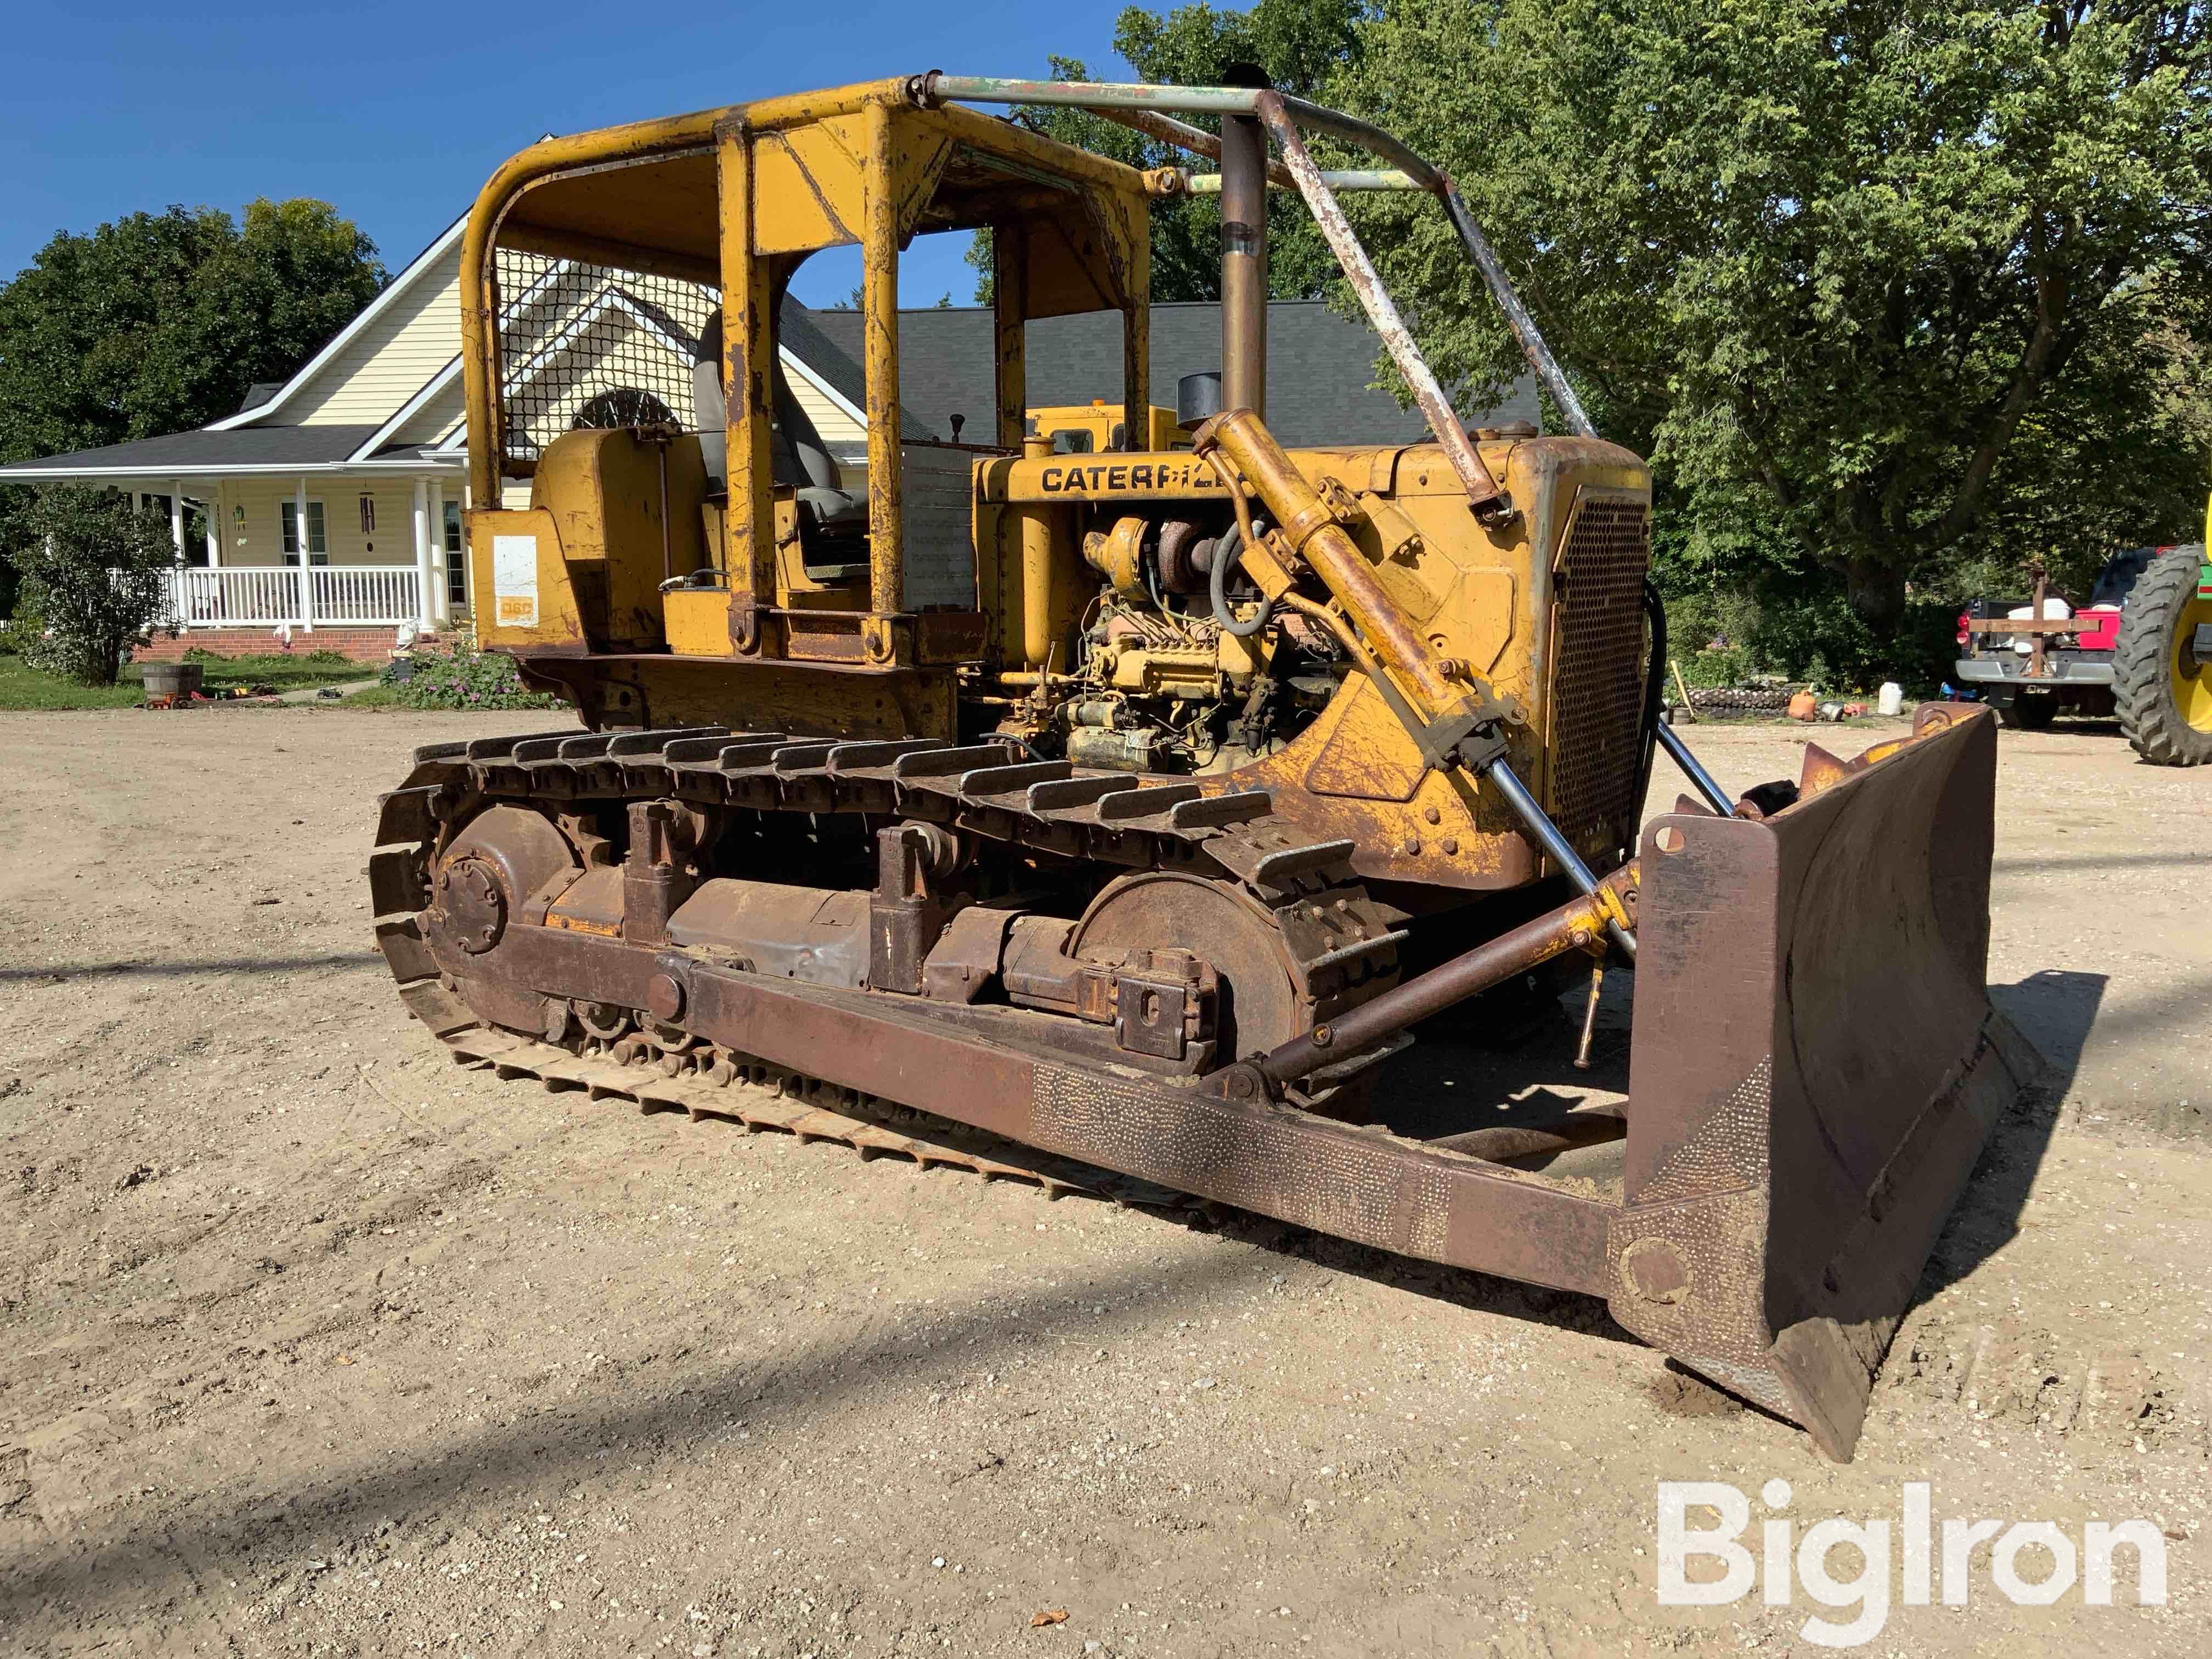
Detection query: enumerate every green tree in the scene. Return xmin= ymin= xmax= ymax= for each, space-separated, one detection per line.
xmin=1333 ymin=0 xmax=2212 ymax=627
xmin=0 ymin=199 xmax=383 ymax=460
xmin=0 ymin=199 xmax=385 ymax=610
xmin=16 ymin=486 xmax=178 ymax=685
xmin=969 ymin=2 xmax=1373 ymax=303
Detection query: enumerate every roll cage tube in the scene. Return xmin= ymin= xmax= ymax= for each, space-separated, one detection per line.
xmin=910 ymin=72 xmax=1596 ymax=467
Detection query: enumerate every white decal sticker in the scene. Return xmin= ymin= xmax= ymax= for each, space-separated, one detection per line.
xmin=492 ymin=534 xmax=539 ymax=628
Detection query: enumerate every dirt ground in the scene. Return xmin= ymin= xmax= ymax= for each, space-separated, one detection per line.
xmin=3 ymin=708 xmax=2208 ymax=1657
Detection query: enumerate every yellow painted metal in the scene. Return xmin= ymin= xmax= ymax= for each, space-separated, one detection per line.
xmin=1200 ymin=409 xmax=1457 ymax=712
xmin=1017 ymin=486 xmax=1068 ymax=670
xmin=973 ymin=434 xmax=1076 ymax=672
xmin=1029 ymin=403 xmax=1188 ymax=453
xmin=1119 ymin=206 xmax=1150 ymax=449
xmin=452 ymin=81 xmax=1658 ymax=895
xmin=751 ymin=115 xmax=871 ymax=251
xmin=663 ymin=588 xmax=732 ymax=656
xmin=927 ymin=99 xmax=1156 ymax=202
xmin=1083 ymin=515 xmax=1150 ymax=601
xmin=965 ymin=429 xmax=1645 ymax=887
xmin=717 ymin=121 xmax=777 ymax=651
xmin=458 ymin=76 xmax=1153 ymax=535
xmin=471 ymin=428 xmax=709 ymax=655
xmin=993 ymin=226 xmax=1029 ymax=451
xmin=469 ymin=509 xmax=583 ymax=650
xmin=2176 ymin=592 xmax=2212 ymax=732
xmin=460 ymin=99 xmax=760 ymax=509
xmin=526 ymin=653 xmax=961 ymax=741
xmin=863 ymin=98 xmax=904 ymax=625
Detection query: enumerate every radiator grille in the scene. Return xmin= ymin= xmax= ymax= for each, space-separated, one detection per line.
xmin=493 ymin=250 xmax=720 ymax=471
xmin=1544 ymin=495 xmax=1651 ymax=868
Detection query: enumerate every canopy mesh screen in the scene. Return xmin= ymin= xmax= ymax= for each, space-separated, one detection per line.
xmin=494 ymin=249 xmax=720 ymax=470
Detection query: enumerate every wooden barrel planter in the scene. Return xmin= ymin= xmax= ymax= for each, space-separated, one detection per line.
xmin=141 ymin=662 xmax=204 ymax=700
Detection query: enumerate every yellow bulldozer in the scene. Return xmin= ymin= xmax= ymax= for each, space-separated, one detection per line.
xmin=371 ymin=73 xmax=2036 ymax=1459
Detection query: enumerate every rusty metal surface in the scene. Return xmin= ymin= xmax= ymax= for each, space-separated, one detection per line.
xmin=1433 ymin=1110 xmax=1626 ymax=1164
xmin=1025 ymin=1060 xmax=1612 ymax=1294
xmin=1256 ymin=866 xmax=1630 ymax=1087
xmin=1068 ymin=871 xmax=1311 ymax=1059
xmin=1218 ymin=103 xmax=1268 ymax=421
xmin=918 ymin=75 xmax=1594 ymax=450
xmin=1609 ymin=708 xmax=2034 ymax=1459
xmin=665 ymin=878 xmax=872 ymax=988
xmin=374 ymin=708 xmax=2018 ymax=1460
xmin=1543 ymin=494 xmax=1652 ymax=867
xmin=438 ymin=1000 xmax=1136 ymax=1202
xmin=1196 ymin=410 xmax=1457 ymax=713
xmin=404 ymin=917 xmax=1620 ymax=1295
xmin=1252 ymin=94 xmax=1509 ymax=522
xmin=386 ymin=727 xmax=1403 ymax=1051
xmin=1432 ymin=182 xmax=1595 ymax=440
xmin=417 ymin=60 xmax=2032 ymax=1459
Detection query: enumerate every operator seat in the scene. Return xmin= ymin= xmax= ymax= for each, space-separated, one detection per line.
xmin=692 ymin=313 xmax=871 ymax=580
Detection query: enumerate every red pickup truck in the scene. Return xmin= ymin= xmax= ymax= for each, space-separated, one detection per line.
xmin=1953 ymin=548 xmax=2160 ymax=729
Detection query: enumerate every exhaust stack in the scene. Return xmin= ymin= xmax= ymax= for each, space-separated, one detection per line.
xmin=1218 ymin=65 xmax=1271 ymax=418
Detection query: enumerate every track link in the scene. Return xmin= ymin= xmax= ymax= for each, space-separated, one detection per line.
xmin=371 ymin=723 xmax=1404 ymax=1204
xmin=442 ymin=1015 xmax=1185 ymax=1207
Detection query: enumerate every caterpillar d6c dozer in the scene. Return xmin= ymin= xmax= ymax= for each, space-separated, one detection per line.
xmin=371 ymin=74 xmax=2035 ymax=1459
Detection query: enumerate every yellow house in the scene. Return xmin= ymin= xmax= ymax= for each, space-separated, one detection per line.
xmin=0 ymin=220 xmax=878 ymax=655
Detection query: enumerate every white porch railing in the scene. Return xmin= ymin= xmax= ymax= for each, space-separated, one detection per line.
xmin=153 ymin=565 xmax=425 ymax=630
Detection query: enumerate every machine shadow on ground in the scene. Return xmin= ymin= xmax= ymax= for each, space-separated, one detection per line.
xmin=1918 ymin=968 xmax=2105 ymax=1300
xmin=0 ymin=1235 xmax=1283 ymax=1626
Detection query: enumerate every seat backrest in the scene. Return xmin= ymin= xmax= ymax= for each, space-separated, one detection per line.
xmin=692 ymin=313 xmax=846 ymax=498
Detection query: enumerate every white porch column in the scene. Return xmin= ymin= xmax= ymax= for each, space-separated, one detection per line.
xmin=169 ymin=483 xmax=185 ymax=562
xmin=205 ymin=483 xmax=222 ymax=569
xmin=428 ymin=477 xmax=449 ymax=626
xmin=411 ymin=477 xmax=435 ymax=630
xmin=295 ymin=477 xmax=314 ymax=633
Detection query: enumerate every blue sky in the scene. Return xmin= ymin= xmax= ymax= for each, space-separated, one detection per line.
xmin=0 ymin=3 xmax=1143 ymax=311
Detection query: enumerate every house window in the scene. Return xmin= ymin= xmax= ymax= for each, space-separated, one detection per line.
xmin=280 ymin=500 xmax=328 ymax=566
xmin=444 ymin=500 xmax=467 ymax=608
xmin=358 ymin=493 xmax=376 ymax=534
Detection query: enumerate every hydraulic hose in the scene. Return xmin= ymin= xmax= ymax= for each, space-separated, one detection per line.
xmin=1640 ymin=578 xmax=1734 ymax=815
xmin=1634 ymin=578 xmax=1666 ymax=819
xmin=1203 ymin=449 xmax=1275 ymax=638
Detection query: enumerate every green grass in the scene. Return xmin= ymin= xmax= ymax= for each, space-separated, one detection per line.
xmin=333 ymin=682 xmax=403 ymax=708
xmin=0 ymin=651 xmax=374 ymax=711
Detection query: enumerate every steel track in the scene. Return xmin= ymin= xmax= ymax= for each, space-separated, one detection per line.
xmin=370 ymin=723 xmax=1406 ymax=1206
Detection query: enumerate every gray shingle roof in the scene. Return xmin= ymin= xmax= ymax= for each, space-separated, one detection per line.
xmin=0 ymin=425 xmax=387 ymax=478
xmin=778 ymin=300 xmax=933 ymax=443
xmin=804 ymin=300 xmax=1539 ymax=446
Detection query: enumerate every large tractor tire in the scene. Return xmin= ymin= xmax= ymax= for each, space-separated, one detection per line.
xmin=2114 ymin=543 xmax=2212 ymax=766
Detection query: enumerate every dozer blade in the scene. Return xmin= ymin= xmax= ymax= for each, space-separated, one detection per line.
xmin=1609 ymin=707 xmax=2039 ymax=1459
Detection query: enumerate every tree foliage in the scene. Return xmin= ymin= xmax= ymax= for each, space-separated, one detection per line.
xmin=1333 ymin=0 xmax=2212 ymax=626
xmin=0 ymin=199 xmax=384 ymax=610
xmin=15 ymin=486 xmax=178 ymax=685
xmin=0 ymin=199 xmax=385 ymax=462
xmin=969 ymin=2 xmax=1372 ymax=302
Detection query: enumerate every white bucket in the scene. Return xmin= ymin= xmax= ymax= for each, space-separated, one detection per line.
xmin=1876 ymin=681 xmax=1905 ymax=716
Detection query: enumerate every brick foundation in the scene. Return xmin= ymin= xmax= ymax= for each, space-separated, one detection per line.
xmin=134 ymin=627 xmax=449 ymax=665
